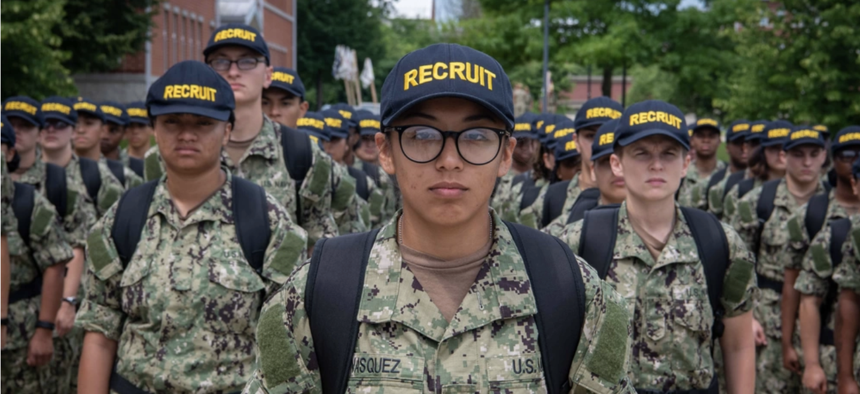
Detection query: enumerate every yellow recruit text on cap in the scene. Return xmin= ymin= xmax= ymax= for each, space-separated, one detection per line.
xmin=128 ymin=108 xmax=147 ymax=117
xmin=514 ymin=123 xmax=531 ymax=132
xmin=41 ymin=103 xmax=70 ymax=115
xmin=163 ymin=85 xmax=217 ymax=102
xmin=768 ymin=128 xmax=790 ymax=139
xmin=544 ymin=124 xmax=556 ymax=135
xmin=790 ymin=129 xmax=819 ymax=140
xmin=697 ymin=118 xmax=718 ymax=127
xmin=5 ymin=101 xmax=38 ymax=115
xmin=403 ymin=62 xmax=496 ymax=91
xmin=814 ymin=125 xmax=828 ymax=132
xmin=732 ymin=123 xmax=750 ymax=132
xmin=272 ymin=72 xmax=295 ymax=84
xmin=325 ymin=117 xmax=342 ymax=129
xmin=309 ymin=135 xmax=319 ymax=144
xmin=751 ymin=124 xmax=765 ymax=133
xmin=629 ymin=111 xmax=682 ymax=129
xmin=839 ymin=133 xmax=860 ymax=144
xmin=554 ymin=127 xmax=574 ymax=139
xmin=565 ymin=140 xmax=577 ymax=152
xmin=536 ymin=120 xmax=544 ymax=129
xmin=360 ymin=119 xmax=380 ymax=129
xmin=101 ymin=105 xmax=123 ymax=117
xmin=298 ymin=117 xmax=324 ymax=130
xmin=214 ymin=28 xmax=257 ymax=43
xmin=74 ymin=102 xmax=98 ymax=112
xmin=586 ymin=107 xmax=621 ymax=120
xmin=599 ymin=132 xmax=615 ymax=146
xmin=338 ymin=110 xmax=352 ymax=119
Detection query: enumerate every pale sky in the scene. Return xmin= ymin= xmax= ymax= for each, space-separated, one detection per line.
xmin=390 ymin=0 xmax=705 ymax=20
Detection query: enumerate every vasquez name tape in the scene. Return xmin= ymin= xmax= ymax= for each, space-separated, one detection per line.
xmin=403 ymin=62 xmax=497 ymax=92
xmin=768 ymin=128 xmax=790 ymax=139
xmin=298 ymin=117 xmax=325 ymax=130
xmin=791 ymin=129 xmax=819 ymax=140
xmin=5 ymin=101 xmax=37 ymax=115
xmin=42 ymin=103 xmax=71 ymax=115
xmin=214 ymin=28 xmax=257 ymax=43
xmin=599 ymin=132 xmax=615 ymax=146
xmin=360 ymin=119 xmax=380 ymax=129
xmin=272 ymin=72 xmax=295 ymax=84
xmin=101 ymin=105 xmax=123 ymax=117
xmin=586 ymin=107 xmax=621 ymax=120
xmin=629 ymin=111 xmax=682 ymax=129
xmin=74 ymin=102 xmax=98 ymax=112
xmin=839 ymin=133 xmax=860 ymax=143
xmin=163 ymin=85 xmax=217 ymax=102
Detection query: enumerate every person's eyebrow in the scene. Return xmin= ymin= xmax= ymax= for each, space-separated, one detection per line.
xmin=463 ymin=113 xmax=496 ymax=122
xmin=401 ymin=111 xmax=437 ymax=121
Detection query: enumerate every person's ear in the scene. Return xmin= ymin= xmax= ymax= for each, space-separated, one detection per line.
xmin=263 ymin=65 xmax=274 ymax=89
xmin=498 ymin=136 xmax=515 ymax=177
xmin=222 ymin=121 xmax=233 ymax=146
xmin=681 ymin=150 xmax=692 ymax=178
xmin=376 ymin=133 xmax=395 ymax=176
xmin=610 ymin=153 xmax=624 ymax=178
xmin=299 ymin=101 xmax=309 ymax=118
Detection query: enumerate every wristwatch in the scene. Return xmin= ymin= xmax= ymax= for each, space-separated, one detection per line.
xmin=62 ymin=296 xmax=78 ymax=306
xmin=35 ymin=320 xmax=55 ymax=331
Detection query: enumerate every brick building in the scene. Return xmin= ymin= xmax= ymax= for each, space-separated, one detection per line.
xmin=74 ymin=0 xmax=296 ymax=103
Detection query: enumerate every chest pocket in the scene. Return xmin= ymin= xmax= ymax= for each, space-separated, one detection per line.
xmin=204 ymin=253 xmax=266 ymax=336
xmin=669 ymin=289 xmax=714 ymax=378
xmin=348 ymin=353 xmax=424 ymax=393
xmin=759 ymin=214 xmax=789 ymax=268
xmin=486 ymin=355 xmax=546 ymax=394
xmin=119 ymin=254 xmax=153 ymax=322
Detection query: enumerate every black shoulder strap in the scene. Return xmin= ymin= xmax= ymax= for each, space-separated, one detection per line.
xmin=820 ymin=217 xmax=851 ymax=345
xmin=43 ymin=163 xmax=67 ymax=220
xmin=706 ymin=167 xmax=729 ymax=196
xmin=830 ymin=218 xmax=851 ymax=267
xmin=79 ymin=157 xmax=102 ymax=201
xmin=512 ymin=172 xmax=530 ymax=187
xmin=346 ymin=166 xmax=370 ymax=201
xmin=827 ymin=167 xmax=837 ymax=188
xmin=804 ymin=193 xmax=830 ymax=240
xmin=504 ymin=221 xmax=585 ymax=394
xmin=520 ymin=185 xmax=543 ymax=211
xmin=111 ymin=180 xmax=159 ymax=266
xmin=756 ymin=179 xmax=780 ymax=224
xmin=128 ymin=157 xmax=144 ymax=178
xmin=232 ymin=177 xmax=271 ymax=274
xmin=566 ymin=187 xmax=601 ymax=225
xmin=361 ymin=161 xmax=382 ymax=186
xmin=723 ymin=171 xmax=747 ymax=200
xmin=280 ymin=124 xmax=313 ymax=185
xmin=737 ymin=178 xmax=756 ymax=199
xmin=106 ymin=159 xmax=125 ymax=186
xmin=680 ymin=207 xmax=729 ymax=339
xmin=305 ymin=229 xmax=380 ymax=394
xmin=578 ymin=206 xmax=620 ymax=279
xmin=541 ymin=180 xmax=570 ymax=229
xmin=12 ymin=182 xmax=36 ymax=248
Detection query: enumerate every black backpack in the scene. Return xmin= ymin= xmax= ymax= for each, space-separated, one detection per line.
xmin=106 ymin=159 xmax=126 ymax=186
xmin=306 ymin=222 xmax=586 ymax=394
xmin=346 ymin=166 xmax=370 ymax=201
xmin=128 ymin=157 xmax=144 ymax=178
xmin=79 ymin=157 xmax=103 ymax=202
xmin=566 ymin=188 xmax=602 ymax=225
xmin=579 ymin=206 xmax=729 ymax=341
xmin=110 ymin=178 xmax=271 ymax=272
xmin=721 ymin=171 xmax=747 ymax=202
xmin=361 ymin=161 xmax=382 ymax=188
xmin=520 ymin=185 xmax=544 ymax=211
xmin=819 ymin=217 xmax=851 ymax=346
xmin=541 ymin=180 xmax=571 ymax=228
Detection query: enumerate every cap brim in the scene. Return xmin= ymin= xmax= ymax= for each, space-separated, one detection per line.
xmin=833 ymin=140 xmax=860 ymax=151
xmin=591 ymin=149 xmax=612 ymax=162
xmin=128 ymin=118 xmax=149 ymax=125
xmin=556 ymin=151 xmax=580 ymax=162
xmin=512 ymin=132 xmax=537 ymax=140
xmin=299 ymin=129 xmax=329 ymax=141
xmin=149 ymin=104 xmax=231 ymax=122
xmin=204 ymin=42 xmax=268 ymax=62
xmin=7 ymin=114 xmax=41 ymax=127
xmin=783 ymin=139 xmax=825 ymax=151
xmin=617 ymin=129 xmax=690 ymax=150
xmin=383 ymin=92 xmax=514 ymax=130
xmin=269 ymin=85 xmax=305 ymax=100
xmin=574 ymin=119 xmax=608 ymax=132
xmin=760 ymin=138 xmax=786 ymax=147
xmin=359 ymin=129 xmax=380 ymax=136
xmin=42 ymin=113 xmax=75 ymax=125
xmin=726 ymin=133 xmax=747 ymax=142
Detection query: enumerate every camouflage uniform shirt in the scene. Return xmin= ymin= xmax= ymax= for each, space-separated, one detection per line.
xmin=2 ymin=155 xmax=16 ymax=235
xmin=677 ymin=160 xmax=727 ymax=209
xmin=243 ymin=211 xmax=637 ymax=394
xmin=76 ymin=170 xmax=308 ymax=393
xmin=828 ymin=215 xmax=860 ymax=384
xmin=541 ymin=175 xmax=584 ymax=232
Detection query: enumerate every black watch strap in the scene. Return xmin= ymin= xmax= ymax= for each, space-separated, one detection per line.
xmin=35 ymin=320 xmax=55 ymax=331
xmin=1 ymin=317 xmax=8 ymax=326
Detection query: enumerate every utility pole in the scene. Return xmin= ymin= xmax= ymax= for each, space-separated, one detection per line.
xmin=542 ymin=0 xmax=549 ymax=113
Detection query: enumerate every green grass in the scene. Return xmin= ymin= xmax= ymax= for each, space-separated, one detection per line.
xmin=717 ymin=143 xmax=729 ymax=162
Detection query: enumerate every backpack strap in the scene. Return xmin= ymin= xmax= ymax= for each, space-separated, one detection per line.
xmin=43 ymin=163 xmax=68 ymax=220
xmin=111 ymin=180 xmax=159 ymax=267
xmin=827 ymin=167 xmax=837 ymax=188
xmin=128 ymin=157 xmax=144 ymax=178
xmin=512 ymin=171 xmax=530 ymax=187
xmin=78 ymin=157 xmax=102 ymax=202
xmin=280 ymin=124 xmax=313 ymax=224
xmin=305 ymin=229 xmax=380 ymax=394
xmin=519 ymin=185 xmax=543 ymax=211
xmin=736 ymin=178 xmax=756 ymax=199
xmin=705 ymin=167 xmax=729 ymax=197
xmin=346 ymin=166 xmax=370 ymax=201
xmin=679 ymin=207 xmax=729 ymax=340
xmin=361 ymin=161 xmax=382 ymax=187
xmin=754 ymin=179 xmax=781 ymax=259
xmin=722 ymin=171 xmax=746 ymax=200
xmin=106 ymin=159 xmax=126 ymax=186
xmin=231 ymin=177 xmax=271 ymax=274
xmin=12 ymin=182 xmax=36 ymax=248
xmin=578 ymin=206 xmax=620 ymax=280
xmin=819 ymin=217 xmax=851 ymax=346
xmin=804 ymin=193 xmax=830 ymax=240
xmin=541 ymin=180 xmax=570 ymax=228
xmin=566 ymin=187 xmax=601 ymax=225
xmin=504 ymin=221 xmax=585 ymax=394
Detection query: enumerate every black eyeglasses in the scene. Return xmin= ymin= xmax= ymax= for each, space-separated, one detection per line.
xmin=386 ymin=125 xmax=509 ymax=165
xmin=835 ymin=149 xmax=860 ymax=162
xmin=208 ymin=57 xmax=266 ymax=72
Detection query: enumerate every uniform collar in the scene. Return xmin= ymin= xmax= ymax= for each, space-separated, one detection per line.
xmin=827 ymin=187 xmax=849 ymax=219
xmin=150 ymin=168 xmax=234 ymax=228
xmin=774 ymin=178 xmax=828 ymax=210
xmin=220 ymin=115 xmax=281 ymax=167
xmin=614 ymin=201 xmax=700 ymax=269
xmin=358 ymin=210 xmax=538 ymax=342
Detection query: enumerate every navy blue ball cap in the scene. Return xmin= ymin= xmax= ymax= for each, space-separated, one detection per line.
xmin=554 ymin=133 xmax=579 ymax=162
xmin=1 ymin=115 xmax=15 ymax=147
xmin=203 ymin=23 xmax=269 ymax=64
xmin=381 ymin=43 xmax=514 ymax=131
xmin=573 ymin=96 xmax=623 ymax=131
xmin=551 ymin=118 xmax=577 ymax=143
xmin=615 ymin=100 xmax=689 ymax=150
xmin=813 ymin=124 xmax=828 ymax=137
xmin=100 ymin=101 xmax=128 ymax=126
xmin=747 ymin=120 xmax=769 ymax=141
xmin=591 ymin=119 xmax=619 ymax=162
xmin=761 ymin=120 xmax=793 ymax=147
xmin=322 ymin=109 xmax=349 ymax=139
xmin=40 ymin=96 xmax=78 ymax=125
xmin=691 ymin=117 xmax=721 ymax=134
xmin=330 ymin=103 xmax=357 ymax=128
xmin=726 ymin=119 xmax=751 ymax=142
xmin=3 ymin=96 xmax=41 ymax=127
xmin=296 ymin=112 xmax=330 ymax=142
xmin=354 ymin=110 xmax=380 ymax=136
xmin=513 ymin=112 xmax=537 ymax=140
xmin=270 ymin=67 xmax=305 ymax=99
xmin=126 ymin=102 xmax=148 ymax=125
xmin=536 ymin=113 xmax=555 ymax=143
xmin=784 ymin=125 xmax=826 ymax=151
xmin=72 ymin=97 xmax=105 ymax=122
xmin=146 ymin=61 xmax=235 ymax=122
xmin=831 ymin=126 xmax=860 ymax=152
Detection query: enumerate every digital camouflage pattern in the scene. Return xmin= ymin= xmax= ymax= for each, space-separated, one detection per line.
xmin=560 ymin=202 xmax=758 ymax=392
xmin=2 ymin=154 xmax=16 ymax=234
xmin=99 ymin=156 xmax=144 ymax=190
xmin=70 ymin=154 xmax=126 ymax=219
xmin=77 ymin=171 xmax=308 ymax=393
xmin=1 ymin=189 xmax=75 ymax=393
xmin=716 ymin=171 xmax=759 ymax=220
xmin=517 ymin=182 xmax=549 ymax=229
xmin=243 ymin=211 xmax=637 ymax=394
xmin=677 ymin=160 xmax=727 ymax=209
xmin=144 ymin=117 xmax=341 ymax=246
xmin=731 ymin=178 xmax=827 ymax=394
xmin=331 ymin=162 xmax=368 ymax=234
xmin=490 ymin=171 xmax=515 ymax=214
xmin=541 ymin=175 xmax=584 ymax=233
xmin=352 ymin=159 xmax=396 ymax=228
xmin=831 ymin=216 xmax=860 ymax=384
xmin=16 ymin=149 xmax=98 ymax=247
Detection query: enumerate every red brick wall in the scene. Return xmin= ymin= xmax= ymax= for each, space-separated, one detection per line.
xmin=263 ymin=6 xmax=294 ymax=68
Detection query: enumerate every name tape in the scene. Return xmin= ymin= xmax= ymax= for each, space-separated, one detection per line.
xmin=163 ymin=84 xmax=217 ymax=102
xmin=403 ymin=62 xmax=496 ymax=92
xmin=74 ymin=102 xmax=98 ymax=112
xmin=586 ymin=107 xmax=621 ymax=120
xmin=599 ymin=132 xmax=614 ymax=146
xmin=41 ymin=103 xmax=71 ymax=115
xmin=360 ymin=119 xmax=380 ymax=129
xmin=101 ymin=105 xmax=123 ymax=117
xmin=790 ymin=129 xmax=819 ymax=140
xmin=213 ymin=28 xmax=257 ymax=43
xmin=298 ymin=117 xmax=324 ymax=130
xmin=628 ymin=111 xmax=682 ymax=129
xmin=767 ymin=128 xmax=790 ymax=139
xmin=128 ymin=108 xmax=147 ymax=118
xmin=5 ymin=101 xmax=38 ymax=115
xmin=272 ymin=72 xmax=295 ymax=84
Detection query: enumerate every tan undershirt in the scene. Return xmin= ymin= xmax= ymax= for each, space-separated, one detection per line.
xmin=629 ymin=215 xmax=675 ymax=262
xmin=225 ymin=136 xmax=256 ymax=165
xmin=400 ymin=239 xmax=493 ymax=322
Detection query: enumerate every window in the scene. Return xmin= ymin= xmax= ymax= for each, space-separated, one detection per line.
xmin=172 ymin=13 xmax=178 ymax=66
xmin=163 ymin=9 xmax=169 ymax=70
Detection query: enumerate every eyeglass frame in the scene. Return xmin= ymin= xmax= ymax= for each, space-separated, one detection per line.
xmin=834 ymin=147 xmax=860 ymax=162
xmin=43 ymin=119 xmax=73 ymax=131
xmin=384 ymin=125 xmax=511 ymax=166
xmin=207 ymin=57 xmax=267 ymax=72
